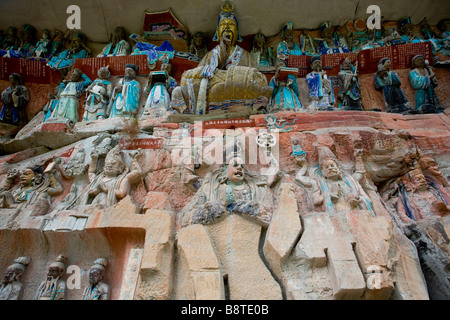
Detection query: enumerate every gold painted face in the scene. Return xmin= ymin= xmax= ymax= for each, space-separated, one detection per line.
xmin=217 ymin=18 xmax=238 ymax=45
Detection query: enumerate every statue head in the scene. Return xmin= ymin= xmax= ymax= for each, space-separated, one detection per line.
xmin=41 ymin=29 xmax=51 ymax=40
xmin=411 ymin=55 xmax=425 ymax=69
xmin=8 ymin=73 xmax=23 ymax=86
xmin=124 ymin=64 xmax=138 ymax=80
xmin=318 ymin=147 xmax=341 ymax=180
xmin=3 ymin=257 xmax=30 ymax=284
xmin=310 ymin=55 xmax=322 ymax=72
xmin=104 ymin=145 xmax=126 ymax=177
xmin=252 ymin=32 xmax=266 ymax=49
xmin=378 ymin=57 xmax=391 ymax=71
xmin=160 ymin=62 xmax=172 ymax=76
xmin=114 ymin=26 xmax=127 ymax=41
xmin=226 ymin=156 xmax=245 ymax=185
xmin=20 ymin=165 xmax=43 ymax=187
xmin=192 ymin=32 xmax=206 ymax=47
xmin=47 ymin=255 xmax=66 ymax=280
xmin=70 ymin=32 xmax=86 ymax=52
xmin=407 ymin=166 xmax=428 ymax=192
xmin=341 ymin=58 xmax=353 ymax=71
xmin=88 ymin=258 xmax=107 ymax=285
xmin=282 ymin=22 xmax=295 ymax=42
xmin=419 ymin=154 xmax=442 ymax=178
xmin=213 ymin=1 xmax=242 ymax=44
xmin=437 ymin=18 xmax=450 ymax=32
xmin=319 ymin=21 xmax=333 ymax=40
xmin=97 ymin=66 xmax=110 ymax=80
xmin=398 ymin=17 xmax=412 ymax=35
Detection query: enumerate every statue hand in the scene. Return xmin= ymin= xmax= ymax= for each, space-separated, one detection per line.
xmin=347 ymin=194 xmax=361 ymax=207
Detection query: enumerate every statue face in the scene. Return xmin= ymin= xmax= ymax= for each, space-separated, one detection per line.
xmin=410 ymin=172 xmax=428 ymax=191
xmin=20 ymin=169 xmax=35 ymax=186
xmin=311 ymin=60 xmax=322 ymax=72
xmin=342 ymin=59 xmax=352 ymax=70
xmin=384 ymin=59 xmax=392 ymax=70
xmin=98 ymin=68 xmax=110 ymax=79
xmin=322 ymin=159 xmax=340 ymax=180
xmin=3 ymin=266 xmax=18 ymax=283
xmin=284 ymin=29 xmax=294 ymax=42
xmin=422 ymin=159 xmax=442 ymax=176
xmin=227 ymin=157 xmax=245 ymax=184
xmin=104 ymin=156 xmax=124 ymax=177
xmin=217 ymin=18 xmax=238 ymax=45
xmin=9 ymin=75 xmax=18 ymax=86
xmin=88 ymin=268 xmax=103 ymax=285
xmin=47 ymin=266 xmax=63 ymax=279
xmin=161 ymin=63 xmax=172 ymax=75
xmin=124 ymin=67 xmax=136 ymax=79
xmin=413 ymin=57 xmax=425 ymax=68
xmin=71 ymin=72 xmax=82 ymax=82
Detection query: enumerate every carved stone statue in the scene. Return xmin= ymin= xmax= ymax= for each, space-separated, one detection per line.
xmin=0 ymin=163 xmax=62 ymax=216
xmin=0 ymin=257 xmax=31 ymax=300
xmin=313 ymin=147 xmax=374 ymax=214
xmin=251 ymin=32 xmax=274 ymax=71
xmin=0 ymin=73 xmax=29 ymax=126
xmin=269 ymin=62 xmax=303 ymax=111
xmin=277 ymin=22 xmax=302 ymax=64
xmin=36 ymin=254 xmax=66 ymax=300
xmin=0 ymin=26 xmax=19 ymax=50
xmin=78 ymin=145 xmax=142 ymax=208
xmin=32 ymin=29 xmax=52 ymax=60
xmin=188 ymin=31 xmax=208 ymax=61
xmin=140 ymin=62 xmax=177 ymax=119
xmin=170 ymin=1 xmax=272 ymax=115
xmin=315 ymin=21 xmax=349 ymax=54
xmin=374 ymin=57 xmax=412 ymax=114
xmin=108 ymin=64 xmax=141 ymax=119
xmin=306 ymin=55 xmax=335 ymax=111
xmin=83 ymin=66 xmax=112 ymax=121
xmin=59 ymin=148 xmax=88 ymax=208
xmin=82 ymin=258 xmax=109 ymax=300
xmin=97 ymin=26 xmax=131 ymax=57
xmin=47 ymin=32 xmax=90 ymax=72
xmin=337 ymin=58 xmax=363 ymax=110
xmin=409 ymin=55 xmax=444 ymax=114
xmin=48 ymin=68 xmax=92 ymax=124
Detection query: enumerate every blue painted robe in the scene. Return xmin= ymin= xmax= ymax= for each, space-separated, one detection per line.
xmin=109 ymin=78 xmax=141 ymax=118
xmin=277 ymin=41 xmax=303 ymax=57
xmin=141 ymin=76 xmax=177 ymax=117
xmin=409 ymin=68 xmax=443 ymax=113
xmin=47 ymin=48 xmax=88 ymax=70
xmin=306 ymin=71 xmax=335 ymax=110
xmin=0 ymin=85 xmax=29 ymax=125
xmin=374 ymin=71 xmax=410 ymax=113
xmin=269 ymin=74 xmax=303 ymax=111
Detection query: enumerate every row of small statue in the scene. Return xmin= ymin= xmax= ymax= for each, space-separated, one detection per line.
xmin=0 ymin=52 xmax=443 ymax=127
xmin=1 ymin=16 xmax=450 ymax=67
xmin=0 ymin=255 xmax=109 ymax=300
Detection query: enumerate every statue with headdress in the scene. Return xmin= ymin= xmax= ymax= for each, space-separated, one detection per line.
xmin=251 ymin=32 xmax=274 ymax=71
xmin=315 ymin=21 xmax=349 ymax=55
xmin=269 ymin=61 xmax=304 ymax=112
xmin=409 ymin=55 xmax=444 ymax=114
xmin=47 ymin=32 xmax=91 ymax=72
xmin=337 ymin=58 xmax=363 ymax=110
xmin=374 ymin=57 xmax=412 ymax=114
xmin=188 ymin=31 xmax=208 ymax=61
xmin=83 ymin=66 xmax=112 ymax=121
xmin=97 ymin=26 xmax=131 ymax=57
xmin=36 ymin=254 xmax=66 ymax=300
xmin=109 ymin=64 xmax=141 ymax=119
xmin=0 ymin=73 xmax=29 ymax=126
xmin=0 ymin=257 xmax=31 ymax=300
xmin=313 ymin=146 xmax=374 ymax=214
xmin=170 ymin=1 xmax=272 ymax=115
xmin=47 ymin=68 xmax=92 ymax=124
xmin=82 ymin=258 xmax=109 ymax=300
xmin=32 ymin=29 xmax=52 ymax=60
xmin=306 ymin=55 xmax=335 ymax=111
xmin=276 ymin=22 xmax=302 ymax=64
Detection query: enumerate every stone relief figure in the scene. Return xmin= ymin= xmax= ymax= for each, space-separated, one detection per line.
xmin=97 ymin=26 xmax=131 ymax=57
xmin=0 ymin=26 xmax=19 ymax=50
xmin=418 ymin=153 xmax=450 ymax=205
xmin=36 ymin=254 xmax=66 ymax=300
xmin=47 ymin=32 xmax=90 ymax=73
xmin=337 ymin=58 xmax=363 ymax=110
xmin=374 ymin=57 xmax=412 ymax=114
xmin=48 ymin=29 xmax=65 ymax=59
xmin=78 ymin=145 xmax=142 ymax=208
xmin=82 ymin=258 xmax=109 ymax=300
xmin=188 ymin=31 xmax=208 ymax=61
xmin=0 ymin=257 xmax=31 ymax=300
xmin=83 ymin=66 xmax=113 ymax=121
xmin=48 ymin=68 xmax=92 ymax=124
xmin=4 ymin=24 xmax=36 ymax=59
xmin=251 ymin=32 xmax=274 ymax=71
xmin=0 ymin=163 xmax=62 ymax=216
xmin=170 ymin=1 xmax=272 ymax=115
xmin=32 ymin=29 xmax=52 ymax=60
xmin=58 ymin=148 xmax=88 ymax=208
xmin=306 ymin=55 xmax=335 ymax=111
xmin=276 ymin=22 xmax=302 ymax=64
xmin=299 ymin=29 xmax=316 ymax=55
xmin=108 ymin=64 xmax=141 ymax=119
xmin=313 ymin=147 xmax=374 ymax=214
xmin=269 ymin=62 xmax=303 ymax=112
xmin=140 ymin=62 xmax=177 ymax=119
xmin=0 ymin=73 xmax=29 ymax=126
xmin=409 ymin=55 xmax=444 ymax=114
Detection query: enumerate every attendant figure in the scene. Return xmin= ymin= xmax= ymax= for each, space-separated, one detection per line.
xmin=189 ymin=32 xmax=208 ymax=61
xmin=48 ymin=68 xmax=92 ymax=124
xmin=306 ymin=55 xmax=335 ymax=111
xmin=374 ymin=57 xmax=412 ymax=114
xmin=277 ymin=22 xmax=302 ymax=64
xmin=0 ymin=257 xmax=31 ymax=300
xmin=0 ymin=73 xmax=29 ymax=126
xmin=315 ymin=21 xmax=349 ymax=54
xmin=269 ymin=63 xmax=303 ymax=111
xmin=36 ymin=255 xmax=66 ymax=300
xmin=0 ymin=26 xmax=19 ymax=51
xmin=83 ymin=66 xmax=112 ymax=121
xmin=251 ymin=32 xmax=274 ymax=70
xmin=337 ymin=58 xmax=363 ymax=110
xmin=47 ymin=32 xmax=90 ymax=73
xmin=33 ymin=29 xmax=52 ymax=60
xmin=299 ymin=29 xmax=316 ymax=55
xmin=409 ymin=55 xmax=443 ymax=114
xmin=108 ymin=64 xmax=141 ymax=119
xmin=97 ymin=26 xmax=131 ymax=57
xmin=82 ymin=258 xmax=109 ymax=300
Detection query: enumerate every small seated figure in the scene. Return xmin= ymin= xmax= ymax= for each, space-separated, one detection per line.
xmin=437 ymin=18 xmax=450 ymax=56
xmin=32 ymin=29 xmax=52 ymax=60
xmin=277 ymin=22 xmax=302 ymax=64
xmin=170 ymin=2 xmax=272 ymax=115
xmin=299 ymin=29 xmax=316 ymax=55
xmin=418 ymin=17 xmax=441 ymax=53
xmin=108 ymin=64 xmax=141 ymax=119
xmin=0 ymin=257 xmax=31 ymax=300
xmin=337 ymin=58 xmax=363 ymax=110
xmin=48 ymin=29 xmax=65 ymax=59
xmin=0 ymin=73 xmax=29 ymax=126
xmin=36 ymin=254 xmax=66 ymax=300
xmin=396 ymin=163 xmax=450 ymax=223
xmin=269 ymin=63 xmax=303 ymax=111
xmin=398 ymin=17 xmax=424 ymax=44
xmin=4 ymin=24 xmax=36 ymax=59
xmin=313 ymin=147 xmax=374 ymax=214
xmin=83 ymin=66 xmax=113 ymax=121
xmin=78 ymin=145 xmax=142 ymax=208
xmin=0 ymin=26 xmax=19 ymax=51
xmin=379 ymin=28 xmax=406 ymax=46
xmin=315 ymin=21 xmax=349 ymax=54
xmin=47 ymin=32 xmax=90 ymax=72
xmin=306 ymin=55 xmax=335 ymax=111
xmin=140 ymin=62 xmax=177 ymax=119
xmin=82 ymin=258 xmax=109 ymax=300
xmin=97 ymin=26 xmax=131 ymax=57
xmin=188 ymin=31 xmax=208 ymax=61
xmin=48 ymin=68 xmax=92 ymax=124
xmin=409 ymin=55 xmax=444 ymax=114
xmin=251 ymin=32 xmax=274 ymax=71
xmin=374 ymin=57 xmax=412 ymax=114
